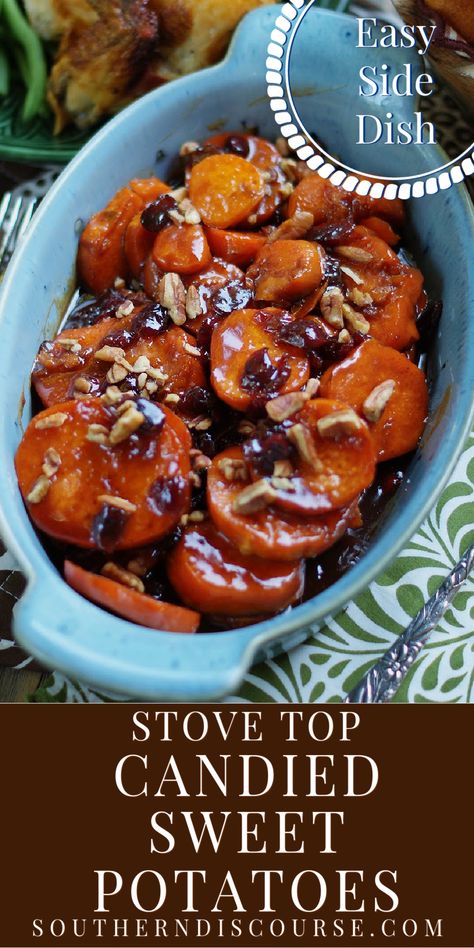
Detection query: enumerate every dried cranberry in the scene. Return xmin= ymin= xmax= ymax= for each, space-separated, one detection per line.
xmin=243 ymin=430 xmax=294 ymax=476
xmin=148 ymin=475 xmax=187 ymax=514
xmin=310 ymin=218 xmax=355 ymax=246
xmin=241 ymin=347 xmax=291 ymax=396
xmin=192 ymin=430 xmax=215 ymax=458
xmin=141 ymin=194 xmax=177 ymax=233
xmin=225 ymin=134 xmax=250 ymax=157
xmin=135 ymin=398 xmax=166 ymax=432
xmin=279 ymin=317 xmax=329 ymax=351
xmin=317 ymin=331 xmax=366 ymax=372
xmin=211 ymin=280 xmax=254 ymax=315
xmin=322 ymin=255 xmax=344 ymax=287
xmin=131 ymin=302 xmax=169 ymax=337
xmin=99 ymin=327 xmax=134 ymax=349
xmin=67 ymin=290 xmax=126 ymax=329
xmin=195 ymin=314 xmax=222 ymax=354
xmin=91 ymin=505 xmax=128 ymax=553
xmin=180 ymin=385 xmax=216 ymax=416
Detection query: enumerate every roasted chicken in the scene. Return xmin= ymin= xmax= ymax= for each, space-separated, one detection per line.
xmin=23 ymin=0 xmax=271 ymax=131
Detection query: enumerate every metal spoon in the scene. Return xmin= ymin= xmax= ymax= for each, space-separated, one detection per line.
xmin=344 ymin=543 xmax=474 ymax=703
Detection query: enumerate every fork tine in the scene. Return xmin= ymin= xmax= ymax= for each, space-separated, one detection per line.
xmin=14 ymin=196 xmax=38 ymax=245
xmin=0 ymin=192 xmax=12 ymax=232
xmin=0 ymin=196 xmax=23 ymax=266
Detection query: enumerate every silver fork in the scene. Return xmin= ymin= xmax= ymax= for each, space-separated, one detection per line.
xmin=344 ymin=543 xmax=474 ymax=703
xmin=0 ymin=192 xmax=38 ymax=275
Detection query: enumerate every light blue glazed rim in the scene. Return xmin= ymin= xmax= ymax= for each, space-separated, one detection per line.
xmin=0 ymin=6 xmax=473 ymax=701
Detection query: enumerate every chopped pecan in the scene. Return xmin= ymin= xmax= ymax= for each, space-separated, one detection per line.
xmin=95 ymin=345 xmax=126 ymax=363
xmin=266 ymin=390 xmax=309 ymax=422
xmin=267 ymin=209 xmax=314 ymax=243
xmin=342 ymin=303 xmax=370 ymax=334
xmin=362 ymin=379 xmax=396 ymax=422
xmin=42 ymin=447 xmax=61 ymax=478
xmin=287 ymin=423 xmax=322 ymax=471
xmin=159 ymin=273 xmax=186 ymax=326
xmin=27 ymin=475 xmax=51 ymax=503
xmin=73 ymin=376 xmax=92 ymax=394
xmin=340 ymin=264 xmax=364 ymax=285
xmin=35 ymin=412 xmax=67 ymax=430
xmin=185 ymin=285 xmax=203 ymax=320
xmin=101 ymin=562 xmax=145 ymax=593
xmin=217 ymin=457 xmax=248 ymax=482
xmin=337 ymin=246 xmax=373 ymax=263
xmin=109 ymin=406 xmax=145 ymax=445
xmin=317 ymin=409 xmax=364 ymax=439
xmin=233 ymin=479 xmax=277 ymax=514
xmin=96 ymin=494 xmax=137 ymax=513
xmin=320 ymin=286 xmax=344 ymax=328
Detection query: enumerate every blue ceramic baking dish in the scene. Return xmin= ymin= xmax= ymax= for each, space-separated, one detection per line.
xmin=0 ymin=7 xmax=473 ymax=700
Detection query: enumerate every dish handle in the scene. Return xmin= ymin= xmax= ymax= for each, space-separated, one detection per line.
xmin=13 ymin=575 xmax=267 ymax=701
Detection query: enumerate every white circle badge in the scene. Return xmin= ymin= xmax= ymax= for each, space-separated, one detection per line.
xmin=266 ymin=0 xmax=474 ymax=199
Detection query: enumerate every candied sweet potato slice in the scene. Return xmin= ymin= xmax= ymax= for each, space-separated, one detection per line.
xmin=167 ymin=521 xmax=304 ymax=615
xmin=362 ymin=216 xmax=399 ymax=247
xmin=319 ymin=339 xmax=428 ymax=460
xmin=288 ymin=173 xmax=405 ymax=229
xmin=205 ymin=227 xmax=267 ymax=268
xmin=204 ymin=133 xmax=289 ymax=225
xmin=211 ymin=308 xmax=310 ymax=411
xmin=334 ymin=226 xmax=423 ymax=350
xmin=32 ymin=308 xmax=206 ymax=408
xmin=259 ymin=398 xmax=376 ymax=516
xmin=288 ymin=175 xmax=354 ymax=227
xmin=125 ymin=212 xmax=155 ymax=279
xmin=207 ymin=447 xmax=359 ymax=561
xmin=129 ymin=177 xmax=170 ymax=202
xmin=65 ymin=561 xmax=199 ymax=633
xmin=77 ymin=178 xmax=170 ymax=294
xmin=15 ymin=399 xmax=191 ymax=550
xmin=152 ymin=223 xmax=212 ymax=275
xmin=77 ymin=187 xmax=143 ymax=294
xmin=189 ymin=154 xmax=265 ymax=228
xmin=247 ymin=239 xmax=324 ymax=303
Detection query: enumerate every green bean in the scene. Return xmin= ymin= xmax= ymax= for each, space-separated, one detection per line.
xmin=0 ymin=49 xmax=9 ymax=98
xmin=2 ymin=0 xmax=47 ymax=121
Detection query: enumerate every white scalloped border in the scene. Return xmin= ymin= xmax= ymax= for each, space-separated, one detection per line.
xmin=266 ymin=0 xmax=474 ymax=199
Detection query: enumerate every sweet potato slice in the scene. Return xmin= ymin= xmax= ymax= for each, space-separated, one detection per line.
xmin=287 ymin=173 xmax=405 ymax=229
xmin=184 ymin=258 xmax=245 ymax=289
xmin=362 ymin=216 xmax=399 ymax=247
xmin=65 ymin=561 xmax=199 ymax=633
xmin=334 ymin=226 xmax=423 ymax=350
xmin=288 ymin=175 xmax=353 ymax=227
xmin=205 ymin=227 xmax=267 ymax=268
xmin=167 ymin=521 xmax=304 ymax=615
xmin=319 ymin=339 xmax=428 ymax=460
xmin=258 ymin=398 xmax=376 ymax=516
xmin=77 ymin=178 xmax=170 ymax=294
xmin=204 ymin=133 xmax=288 ymax=225
xmin=129 ymin=177 xmax=170 ymax=203
xmin=77 ymin=187 xmax=144 ymax=294
xmin=152 ymin=223 xmax=212 ymax=275
xmin=32 ymin=308 xmax=206 ymax=408
xmin=247 ymin=240 xmax=324 ymax=302
xmin=189 ymin=154 xmax=265 ymax=228
xmin=207 ymin=447 xmax=360 ymax=561
xmin=15 ymin=399 xmax=191 ymax=550
xmin=211 ymin=308 xmax=310 ymax=411
xmin=125 ymin=212 xmax=156 ymax=279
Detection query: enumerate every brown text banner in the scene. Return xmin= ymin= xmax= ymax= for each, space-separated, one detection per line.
xmin=0 ymin=705 xmax=471 ymax=947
